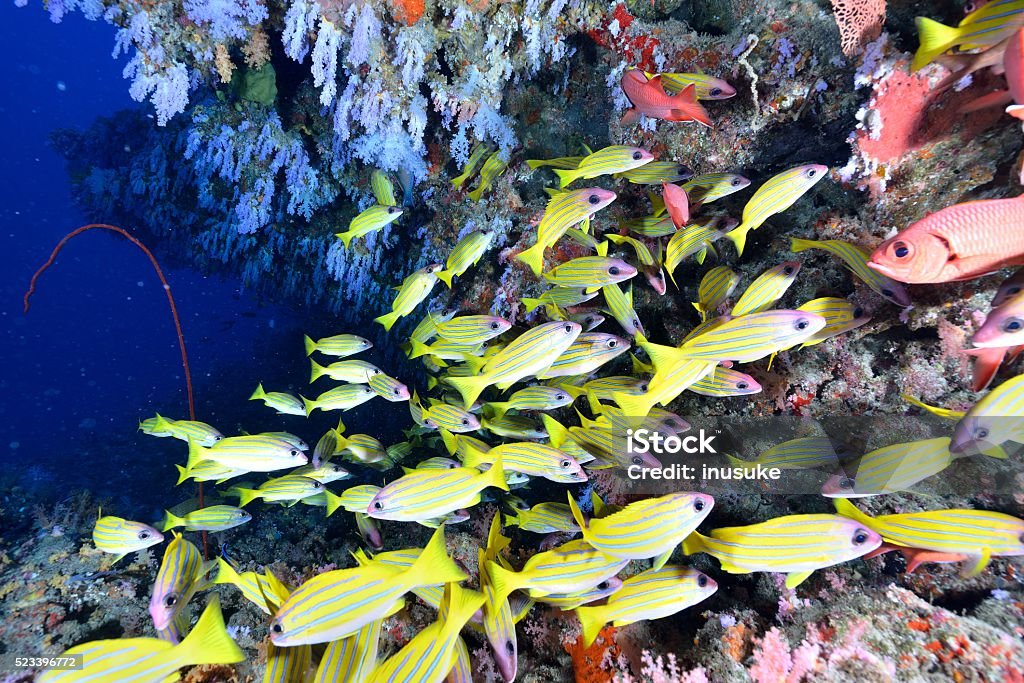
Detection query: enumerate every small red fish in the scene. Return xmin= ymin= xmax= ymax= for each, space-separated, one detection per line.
xmin=620 ymin=70 xmax=711 ymax=127
xmin=868 ymin=194 xmax=1024 ymax=283
xmin=964 ymin=345 xmax=1023 ymax=390
xmin=662 ymin=182 xmax=689 ymax=229
xmin=864 ymin=543 xmax=969 ymax=573
xmin=1005 ymin=27 xmax=1024 ymax=119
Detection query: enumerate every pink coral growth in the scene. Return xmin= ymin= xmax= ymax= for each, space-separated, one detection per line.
xmin=749 ymin=627 xmax=820 ymax=683
xmin=830 ymin=0 xmax=886 ymax=57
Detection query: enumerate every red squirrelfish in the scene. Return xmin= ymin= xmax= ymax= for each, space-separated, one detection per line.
xmin=662 ymin=182 xmax=689 ymax=229
xmin=868 ymin=194 xmax=1024 ymax=283
xmin=620 ymin=69 xmax=711 ymax=127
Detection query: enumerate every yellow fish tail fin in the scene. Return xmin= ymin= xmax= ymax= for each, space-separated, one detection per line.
xmin=832 ymin=498 xmax=874 ymax=525
xmin=460 ymin=441 xmax=488 ymax=470
xmin=374 ymin=311 xmax=400 ymax=332
xmin=613 ymin=391 xmax=653 ymax=418
xmin=913 ymin=17 xmax=961 ymax=71
xmin=235 ymin=488 xmax=260 ymax=508
xmin=444 ymin=583 xmax=486 ymax=636
xmin=186 ymin=438 xmax=209 ymax=472
xmin=324 ymin=490 xmax=345 ymax=518
xmin=789 ymin=237 xmax=814 ymax=253
xmin=436 ymin=268 xmax=456 ymax=288
xmin=575 ymin=605 xmax=607 ymax=648
xmin=590 ymin=490 xmax=607 ymax=518
xmin=485 ymin=559 xmax=526 ymax=603
xmin=521 ymin=297 xmax=544 ymax=314
xmin=212 ymin=557 xmax=240 ymax=587
xmin=553 ymin=168 xmax=578 ymax=188
xmin=595 ymin=240 xmax=609 ymax=257
xmin=409 ymin=527 xmax=469 ymax=586
xmin=152 ymin=413 xmax=175 ymax=433
xmin=337 ymin=230 xmax=357 ymax=250
xmin=962 ymin=549 xmax=992 ymax=577
xmin=161 ymin=510 xmax=184 ymax=532
xmin=566 ymin=491 xmax=590 ymax=535
xmin=248 ymin=383 xmax=266 ymax=401
xmin=309 ymin=360 xmax=327 ymax=383
xmin=445 ymin=375 xmax=488 ymax=410
xmin=488 ymin=401 xmax=510 ymax=420
xmin=462 ymin=356 xmax=488 ymax=375
xmin=785 ymin=570 xmax=813 ymax=589
xmin=483 ymin=453 xmax=510 ymax=493
xmin=516 ymin=243 xmax=547 ymax=277
xmin=724 ymin=225 xmax=749 ymax=257
xmin=408 ymin=339 xmax=432 ymax=360
xmin=174 ymin=464 xmax=191 ymax=486
xmin=681 ymin=530 xmax=709 ymax=556
xmin=303 ymin=335 xmax=317 ymax=356
xmin=172 ymin=596 xmax=244 ymax=667
xmin=300 ymin=396 xmax=316 ymax=417
xmin=439 ymin=428 xmax=459 ymax=455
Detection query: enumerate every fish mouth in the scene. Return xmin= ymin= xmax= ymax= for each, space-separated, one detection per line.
xmin=866 ymin=260 xmax=899 ymax=278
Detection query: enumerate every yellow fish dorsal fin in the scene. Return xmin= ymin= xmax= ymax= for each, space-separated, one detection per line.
xmin=900 ymin=394 xmax=965 ymax=420
xmin=582 ymin=143 xmax=595 ymax=155
xmin=962 ymin=549 xmax=992 ymax=577
xmin=262 ymin=567 xmax=291 ymax=606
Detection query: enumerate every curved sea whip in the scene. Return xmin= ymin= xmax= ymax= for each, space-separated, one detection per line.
xmin=23 ymin=223 xmax=208 ymax=557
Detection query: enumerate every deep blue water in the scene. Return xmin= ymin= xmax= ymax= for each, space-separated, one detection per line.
xmin=0 ymin=7 xmax=352 ymax=515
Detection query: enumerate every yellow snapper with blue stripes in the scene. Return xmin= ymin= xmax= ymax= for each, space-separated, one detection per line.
xmin=624 ymin=214 xmax=677 ymax=238
xmin=536 ymin=332 xmax=630 ymax=378
xmin=569 ymin=492 xmax=713 ymax=567
xmin=235 ymin=475 xmax=325 ymax=507
xmin=451 ymin=143 xmax=490 ymax=189
xmin=338 ymin=432 xmax=390 ymax=466
xmin=92 ymin=511 xmax=163 ymax=563
xmin=435 ymin=315 xmax=512 ymax=344
xmin=731 ymin=261 xmax=801 ymax=316
xmin=248 ymin=383 xmax=305 ymax=416
xmin=143 ymin=413 xmax=224 ymax=446
xmin=262 ymin=431 xmax=309 ymax=450
xmin=371 ymin=169 xmax=396 ymax=206
xmin=790 ymin=237 xmax=911 ymax=306
xmin=682 ymin=172 xmax=751 ymax=206
xmin=795 ymin=297 xmax=871 ymax=348
xmin=569 ymin=311 xmax=606 ymax=331
xmin=411 ymin=456 xmax=462 ymax=470
xmin=292 ymin=459 xmax=351 ymax=485
xmin=486 ymin=539 xmax=630 ymax=601
xmin=571 ymin=375 xmax=649 ymax=413
xmin=725 ymin=164 xmax=828 ymax=256
xmin=409 ymin=307 xmax=459 ymax=344
xmin=521 ymin=287 xmax=599 ymax=314
xmin=517 ymin=188 xmax=618 ymax=276
xmin=39 ymin=596 xmax=242 ymax=683
xmin=423 ymin=402 xmax=481 ymax=432
xmin=468 ymin=151 xmax=509 ymax=201
xmin=213 ymin=558 xmax=290 ymax=614
xmin=575 ymin=565 xmax=717 ymax=647
xmin=369 ymin=372 xmax=411 ymax=402
xmin=728 ymin=436 xmax=848 ymax=471
xmin=375 ymin=263 xmax=443 ymax=331
xmin=834 ymin=499 xmax=1024 ymax=576
xmin=410 ymin=338 xmax=487 ymax=364
xmin=313 ymin=619 xmax=384 ymax=683
xmin=481 ymin=414 xmax=548 ymax=440
xmin=149 ymin=533 xmax=211 ymax=630
xmin=602 ymin=283 xmax=644 ymax=337
xmin=303 ymin=333 xmax=372 ymax=357
xmin=643 ymin=71 xmax=736 ymax=99
xmin=336 ymin=204 xmax=403 ymax=249
xmin=614 ymin=161 xmax=693 ymax=185
xmin=665 ymin=221 xmax=727 ymax=287
xmin=161 ymin=505 xmax=250 ymax=532
xmin=554 ymin=145 xmax=654 ymax=188
xmin=913 ymin=1 xmax=1024 ymax=70
xmin=271 ymin=527 xmax=466 ymax=646
xmin=678 ymin=310 xmax=826 ymax=363
xmin=448 ymin=637 xmax=474 ymax=683
xmin=688 ymin=364 xmax=761 ymax=397
xmin=446 ymin=321 xmax=582 ymax=408
xmin=510 ymin=501 xmax=581 ymax=533
xmin=301 ymin=383 xmax=376 ymax=415
xmin=486 ymin=385 xmax=573 ymax=419
xmin=463 ymin=441 xmax=587 ymax=483
xmin=367 ymin=583 xmax=486 ymax=683
xmin=613 ymin=351 xmax=716 ymax=417
xmin=367 ymin=453 xmax=508 ymax=521
xmin=543 ymin=256 xmax=637 ymax=293
xmin=951 ymin=373 xmax=1024 ymax=456
xmin=187 ymin=434 xmax=307 ymax=473
xmin=437 ymin=229 xmax=495 ymax=287
xmin=683 ymin=514 xmax=882 ymax=588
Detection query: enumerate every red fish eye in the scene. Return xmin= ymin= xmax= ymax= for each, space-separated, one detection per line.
xmin=893 ymin=241 xmax=909 ymax=258
xmin=1002 ymin=318 xmax=1023 ymax=332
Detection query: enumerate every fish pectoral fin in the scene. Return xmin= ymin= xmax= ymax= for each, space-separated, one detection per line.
xmin=961 ymin=550 xmax=991 ymax=578
xmin=784 ymin=570 xmax=813 ymax=589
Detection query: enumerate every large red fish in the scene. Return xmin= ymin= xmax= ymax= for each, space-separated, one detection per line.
xmin=868 ymin=194 xmax=1024 ymax=283
xmin=620 ymin=70 xmax=711 ymax=127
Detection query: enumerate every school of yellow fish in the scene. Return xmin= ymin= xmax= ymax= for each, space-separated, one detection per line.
xmin=44 ymin=57 xmax=1024 ymax=683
